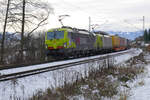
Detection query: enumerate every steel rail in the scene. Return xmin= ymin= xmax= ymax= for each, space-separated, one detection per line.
xmin=0 ymin=49 xmax=132 ymax=70
xmin=0 ymin=49 xmax=134 ymax=82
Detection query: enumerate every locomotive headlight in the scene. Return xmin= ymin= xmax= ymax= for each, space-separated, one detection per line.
xmin=64 ymin=43 xmax=67 ymax=47
xmin=45 ymin=45 xmax=48 ymax=49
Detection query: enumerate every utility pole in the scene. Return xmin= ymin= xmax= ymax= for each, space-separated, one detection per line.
xmin=143 ymin=16 xmax=145 ymax=32
xmin=0 ymin=0 xmax=10 ymax=64
xmin=89 ymin=16 xmax=91 ymax=32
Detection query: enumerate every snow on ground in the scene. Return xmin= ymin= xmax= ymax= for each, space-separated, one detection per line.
xmin=115 ymin=48 xmax=142 ymax=64
xmin=128 ymin=54 xmax=150 ymax=100
xmin=0 ymin=49 xmax=134 ymax=75
xmin=0 ymin=49 xmax=141 ymax=100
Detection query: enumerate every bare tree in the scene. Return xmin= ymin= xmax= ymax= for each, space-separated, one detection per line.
xmin=0 ymin=0 xmax=10 ymax=64
xmin=20 ymin=0 xmax=25 ymax=61
xmin=7 ymin=0 xmax=53 ymax=35
xmin=0 ymin=0 xmax=53 ymax=64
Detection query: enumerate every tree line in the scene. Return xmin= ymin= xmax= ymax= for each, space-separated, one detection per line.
xmin=144 ymin=29 xmax=150 ymax=43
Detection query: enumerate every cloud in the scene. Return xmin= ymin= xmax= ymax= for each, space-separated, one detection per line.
xmin=46 ymin=0 xmax=150 ymax=31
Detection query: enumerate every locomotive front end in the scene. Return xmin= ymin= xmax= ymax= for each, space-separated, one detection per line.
xmin=45 ymin=28 xmax=68 ymax=56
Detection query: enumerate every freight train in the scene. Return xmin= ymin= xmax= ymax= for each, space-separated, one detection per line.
xmin=45 ymin=26 xmax=129 ymax=57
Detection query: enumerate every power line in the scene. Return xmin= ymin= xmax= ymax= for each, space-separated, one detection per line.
xmin=55 ymin=0 xmax=108 ymax=20
xmin=51 ymin=0 xmax=146 ymax=32
xmin=123 ymin=20 xmax=142 ymax=30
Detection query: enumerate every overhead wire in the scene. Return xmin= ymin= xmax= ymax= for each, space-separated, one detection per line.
xmin=55 ymin=0 xmax=108 ymax=20
xmin=123 ymin=19 xmax=142 ymax=30
xmin=51 ymin=0 xmax=144 ymax=31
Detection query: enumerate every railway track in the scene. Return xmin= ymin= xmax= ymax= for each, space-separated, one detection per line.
xmin=0 ymin=50 xmax=129 ymax=70
xmin=0 ymin=58 xmax=58 ymax=70
xmin=0 ymin=49 xmax=134 ymax=82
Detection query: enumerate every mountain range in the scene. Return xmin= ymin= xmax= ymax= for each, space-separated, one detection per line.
xmin=0 ymin=32 xmax=20 ymax=41
xmin=106 ymin=31 xmax=144 ymax=40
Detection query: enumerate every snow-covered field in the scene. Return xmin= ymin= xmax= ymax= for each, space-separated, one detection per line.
xmin=114 ymin=48 xmax=142 ymax=64
xmin=0 ymin=49 xmax=142 ymax=100
xmin=128 ymin=64 xmax=150 ymax=100
xmin=128 ymin=53 xmax=150 ymax=100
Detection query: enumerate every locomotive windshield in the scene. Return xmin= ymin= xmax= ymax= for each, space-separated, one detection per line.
xmin=47 ymin=32 xmax=54 ymax=40
xmin=47 ymin=31 xmax=64 ymax=40
xmin=55 ymin=31 xmax=64 ymax=39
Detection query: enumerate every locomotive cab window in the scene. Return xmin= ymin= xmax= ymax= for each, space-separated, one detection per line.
xmin=47 ymin=32 xmax=54 ymax=40
xmin=55 ymin=31 xmax=64 ymax=39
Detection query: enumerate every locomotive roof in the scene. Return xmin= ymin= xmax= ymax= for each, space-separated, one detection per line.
xmin=95 ymin=31 xmax=112 ymax=37
xmin=94 ymin=31 xmax=109 ymax=35
xmin=96 ymin=34 xmax=103 ymax=36
xmin=103 ymin=35 xmax=111 ymax=38
xmin=48 ymin=26 xmax=96 ymax=35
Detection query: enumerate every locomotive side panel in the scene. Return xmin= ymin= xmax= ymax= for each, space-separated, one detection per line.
xmin=95 ymin=34 xmax=103 ymax=50
xmin=112 ymin=36 xmax=120 ymax=51
xmin=116 ymin=36 xmax=119 ymax=48
xmin=107 ymin=36 xmax=113 ymax=49
xmin=103 ymin=35 xmax=112 ymax=49
xmin=112 ymin=36 xmax=117 ymax=49
xmin=70 ymin=30 xmax=96 ymax=54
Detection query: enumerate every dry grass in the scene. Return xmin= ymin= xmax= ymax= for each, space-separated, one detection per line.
xmin=126 ymin=53 xmax=147 ymax=66
xmin=138 ymin=80 xmax=145 ymax=86
xmin=29 ymin=64 xmax=145 ymax=100
xmin=29 ymin=52 xmax=146 ymax=100
xmin=119 ymin=93 xmax=128 ymax=100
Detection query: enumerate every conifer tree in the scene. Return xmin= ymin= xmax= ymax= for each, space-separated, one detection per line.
xmin=149 ymin=28 xmax=150 ymax=42
xmin=144 ymin=29 xmax=148 ymax=43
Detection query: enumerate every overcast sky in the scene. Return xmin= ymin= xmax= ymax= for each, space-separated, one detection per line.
xmin=45 ymin=0 xmax=150 ymax=32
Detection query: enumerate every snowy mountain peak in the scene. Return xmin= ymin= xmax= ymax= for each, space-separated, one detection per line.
xmin=107 ymin=31 xmax=143 ymax=40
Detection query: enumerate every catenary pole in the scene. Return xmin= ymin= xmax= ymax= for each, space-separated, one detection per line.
xmin=89 ymin=16 xmax=91 ymax=32
xmin=143 ymin=16 xmax=145 ymax=32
